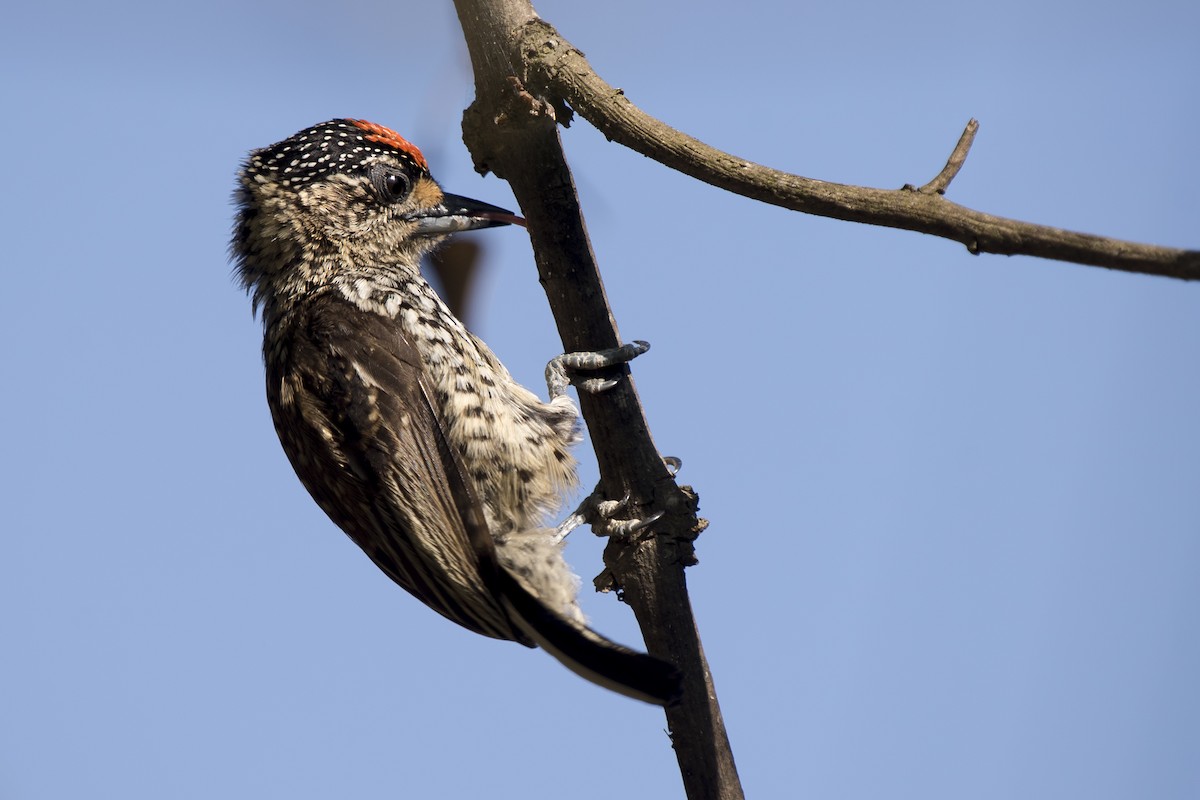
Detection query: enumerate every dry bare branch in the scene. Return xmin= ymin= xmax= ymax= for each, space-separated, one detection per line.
xmin=516 ymin=19 xmax=1200 ymax=281
xmin=449 ymin=5 xmax=1194 ymax=800
xmin=454 ymin=2 xmax=742 ymax=799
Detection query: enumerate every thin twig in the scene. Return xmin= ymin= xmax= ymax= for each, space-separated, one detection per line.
xmin=916 ymin=118 xmax=979 ymax=195
xmin=517 ymin=19 xmax=1200 ymax=281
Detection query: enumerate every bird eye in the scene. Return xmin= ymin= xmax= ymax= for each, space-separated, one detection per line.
xmin=370 ymin=166 xmax=412 ymax=204
xmin=384 ymin=172 xmax=410 ymax=200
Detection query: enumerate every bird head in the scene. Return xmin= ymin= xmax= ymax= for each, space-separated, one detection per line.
xmin=231 ymin=118 xmax=523 ymax=309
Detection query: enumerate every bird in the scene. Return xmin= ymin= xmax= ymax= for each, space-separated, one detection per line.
xmin=230 ymin=118 xmax=680 ymax=705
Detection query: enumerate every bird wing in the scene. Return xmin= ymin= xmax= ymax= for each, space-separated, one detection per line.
xmin=266 ymin=292 xmax=523 ymax=642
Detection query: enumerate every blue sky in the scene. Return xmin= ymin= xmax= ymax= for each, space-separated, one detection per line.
xmin=3 ymin=1 xmax=1198 ymax=798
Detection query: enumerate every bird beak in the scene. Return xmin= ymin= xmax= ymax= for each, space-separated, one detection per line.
xmin=412 ymin=193 xmax=527 ymax=235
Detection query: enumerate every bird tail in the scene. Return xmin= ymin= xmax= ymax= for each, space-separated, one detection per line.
xmin=494 ymin=567 xmax=682 ymax=705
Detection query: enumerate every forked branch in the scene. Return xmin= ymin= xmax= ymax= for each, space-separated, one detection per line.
xmin=451 ymin=5 xmax=1192 ymax=800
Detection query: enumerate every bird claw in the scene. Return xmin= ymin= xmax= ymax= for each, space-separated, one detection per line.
xmin=555 ymin=486 xmax=663 ymax=542
xmin=546 ymin=340 xmax=650 ymax=399
xmin=576 ymin=377 xmax=620 ymax=394
xmin=601 ymin=509 xmax=665 ymax=538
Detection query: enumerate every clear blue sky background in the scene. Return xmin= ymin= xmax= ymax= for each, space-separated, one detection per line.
xmin=3 ymin=1 xmax=1198 ymax=798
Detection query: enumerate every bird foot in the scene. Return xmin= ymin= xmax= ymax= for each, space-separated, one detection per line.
xmin=546 ymin=340 xmax=650 ymax=399
xmin=555 ymin=486 xmax=664 ymax=543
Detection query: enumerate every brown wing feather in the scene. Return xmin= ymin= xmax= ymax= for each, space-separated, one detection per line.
xmin=265 ymin=292 xmax=525 ymax=643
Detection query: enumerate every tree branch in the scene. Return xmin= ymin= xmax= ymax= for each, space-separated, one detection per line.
xmin=453 ymin=2 xmax=742 ymax=799
xmin=449 ymin=4 xmax=1191 ymax=797
xmin=516 ymin=19 xmax=1200 ymax=281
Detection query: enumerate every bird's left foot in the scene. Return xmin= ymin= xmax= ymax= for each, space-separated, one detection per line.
xmin=555 ymin=486 xmax=664 ymax=543
xmin=546 ymin=340 xmax=650 ymax=399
